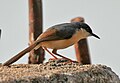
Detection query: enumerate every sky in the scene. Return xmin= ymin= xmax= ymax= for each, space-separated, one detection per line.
xmin=0 ymin=0 xmax=120 ymax=76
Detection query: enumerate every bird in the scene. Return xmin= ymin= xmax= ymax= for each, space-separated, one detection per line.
xmin=3 ymin=22 xmax=100 ymax=66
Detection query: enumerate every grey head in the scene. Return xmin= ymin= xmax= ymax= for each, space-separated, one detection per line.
xmin=74 ymin=22 xmax=100 ymax=39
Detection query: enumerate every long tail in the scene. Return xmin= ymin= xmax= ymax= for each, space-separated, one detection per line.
xmin=3 ymin=42 xmax=38 ymax=66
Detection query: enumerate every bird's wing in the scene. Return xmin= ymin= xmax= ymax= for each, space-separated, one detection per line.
xmin=36 ymin=23 xmax=76 ymax=43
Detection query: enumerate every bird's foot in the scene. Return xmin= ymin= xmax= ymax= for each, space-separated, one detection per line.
xmin=49 ymin=58 xmax=78 ymax=63
xmin=68 ymin=60 xmax=78 ymax=63
xmin=49 ymin=58 xmax=58 ymax=60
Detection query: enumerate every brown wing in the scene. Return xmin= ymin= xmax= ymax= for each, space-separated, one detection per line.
xmin=35 ymin=28 xmax=62 ymax=44
xmin=35 ymin=23 xmax=76 ymax=44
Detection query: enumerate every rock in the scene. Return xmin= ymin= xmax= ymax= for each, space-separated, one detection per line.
xmin=0 ymin=59 xmax=120 ymax=83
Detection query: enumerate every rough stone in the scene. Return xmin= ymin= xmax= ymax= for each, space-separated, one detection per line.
xmin=0 ymin=59 xmax=119 ymax=83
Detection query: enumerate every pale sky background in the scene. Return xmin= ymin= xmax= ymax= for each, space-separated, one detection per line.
xmin=0 ymin=0 xmax=120 ymax=76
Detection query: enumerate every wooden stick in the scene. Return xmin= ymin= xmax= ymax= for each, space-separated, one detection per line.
xmin=71 ymin=17 xmax=91 ymax=64
xmin=28 ymin=0 xmax=45 ymax=64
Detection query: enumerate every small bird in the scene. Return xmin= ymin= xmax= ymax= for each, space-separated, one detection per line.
xmin=3 ymin=22 xmax=100 ymax=66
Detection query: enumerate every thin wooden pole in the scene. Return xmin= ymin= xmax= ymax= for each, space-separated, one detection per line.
xmin=0 ymin=29 xmax=1 ymax=38
xmin=29 ymin=0 xmax=45 ymax=64
xmin=71 ymin=17 xmax=91 ymax=64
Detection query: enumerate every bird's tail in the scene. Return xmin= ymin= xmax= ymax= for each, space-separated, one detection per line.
xmin=3 ymin=42 xmax=38 ymax=66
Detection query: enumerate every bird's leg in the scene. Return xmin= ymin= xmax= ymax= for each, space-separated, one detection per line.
xmin=52 ymin=49 xmax=77 ymax=63
xmin=43 ymin=47 xmax=58 ymax=59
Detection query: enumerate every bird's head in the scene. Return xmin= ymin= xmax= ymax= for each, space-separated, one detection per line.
xmin=76 ymin=22 xmax=100 ymax=39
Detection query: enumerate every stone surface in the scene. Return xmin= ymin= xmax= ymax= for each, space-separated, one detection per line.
xmin=0 ymin=59 xmax=120 ymax=83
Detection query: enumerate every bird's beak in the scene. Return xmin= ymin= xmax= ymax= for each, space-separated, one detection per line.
xmin=91 ymin=33 xmax=100 ymax=39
